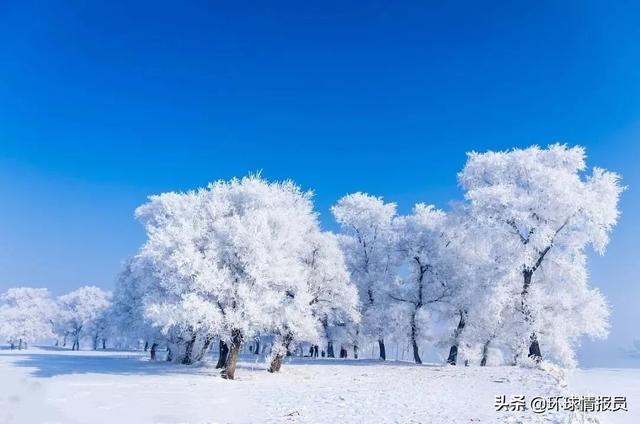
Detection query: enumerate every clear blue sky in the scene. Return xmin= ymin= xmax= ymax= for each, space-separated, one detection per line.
xmin=1 ymin=1 xmax=638 ymax=365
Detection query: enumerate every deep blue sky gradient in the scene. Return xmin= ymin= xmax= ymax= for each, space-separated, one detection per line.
xmin=1 ymin=1 xmax=638 ymax=365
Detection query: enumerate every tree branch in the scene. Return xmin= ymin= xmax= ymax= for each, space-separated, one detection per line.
xmin=530 ymin=216 xmax=571 ymax=273
xmin=388 ymin=293 xmax=417 ymax=305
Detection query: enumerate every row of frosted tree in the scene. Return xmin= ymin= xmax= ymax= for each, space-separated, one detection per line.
xmin=0 ymin=286 xmax=111 ymax=351
xmin=0 ymin=145 xmax=623 ymax=380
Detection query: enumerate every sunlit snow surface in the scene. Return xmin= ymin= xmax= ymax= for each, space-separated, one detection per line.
xmin=0 ymin=348 xmax=637 ymax=423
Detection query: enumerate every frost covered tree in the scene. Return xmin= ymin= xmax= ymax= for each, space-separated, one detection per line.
xmin=0 ymin=287 xmax=56 ymax=349
xmin=458 ymin=144 xmax=623 ymax=364
xmin=332 ymin=193 xmax=398 ymax=360
xmin=110 ymin=258 xmax=167 ymax=359
xmin=268 ymin=231 xmax=359 ymax=372
xmin=134 ymin=190 xmax=226 ymax=365
xmin=438 ymin=205 xmax=513 ymax=366
xmin=391 ymin=204 xmax=452 ymax=364
xmin=135 ymin=175 xmax=345 ymax=379
xmin=58 ymin=286 xmax=112 ymax=351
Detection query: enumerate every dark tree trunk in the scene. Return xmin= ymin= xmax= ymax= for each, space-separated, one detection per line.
xmin=528 ymin=333 xmax=542 ymax=360
xmin=378 ymin=339 xmax=386 ymax=361
xmin=339 ymin=347 xmax=348 ymax=358
xmin=268 ymin=351 xmax=285 ymax=373
xmin=221 ymin=329 xmax=243 ymax=380
xmin=447 ymin=310 xmax=466 ymax=365
xmin=268 ymin=332 xmax=293 ymax=373
xmin=102 ymin=338 xmax=106 ymax=350
xmin=522 ymin=269 xmax=542 ymax=362
xmin=166 ymin=347 xmax=173 ymax=362
xmin=93 ymin=335 xmax=99 ymax=350
xmin=411 ymin=339 xmax=421 ymax=364
xmin=480 ymin=339 xmax=491 ymax=366
xmin=182 ymin=331 xmax=198 ymax=365
xmin=216 ymin=340 xmax=229 ymax=369
xmin=320 ymin=316 xmax=335 ymax=358
xmin=353 ymin=344 xmax=359 ymax=359
xmin=254 ymin=338 xmax=260 ymax=355
xmin=410 ymin=309 xmax=422 ymax=364
xmin=144 ymin=341 xmax=149 ymax=351
xmin=150 ymin=342 xmax=158 ymax=360
xmin=447 ymin=345 xmax=458 ymax=366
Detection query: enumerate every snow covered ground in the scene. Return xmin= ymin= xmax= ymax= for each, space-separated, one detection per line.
xmin=0 ymin=348 xmax=637 ymax=424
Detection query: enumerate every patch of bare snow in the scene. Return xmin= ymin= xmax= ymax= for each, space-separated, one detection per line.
xmin=0 ymin=348 xmax=636 ymax=423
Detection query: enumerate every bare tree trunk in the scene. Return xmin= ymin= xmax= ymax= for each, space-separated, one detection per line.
xmin=150 ymin=343 xmax=158 ymax=360
xmin=182 ymin=331 xmax=198 ymax=365
xmin=102 ymin=338 xmax=106 ymax=349
xmin=221 ymin=329 xmax=243 ymax=380
xmin=144 ymin=341 xmax=149 ymax=351
xmin=254 ymin=337 xmax=260 ymax=355
xmin=339 ymin=346 xmax=348 ymax=358
xmin=447 ymin=310 xmax=466 ymax=365
xmin=72 ymin=332 xmax=80 ymax=351
xmin=166 ymin=347 xmax=172 ymax=362
xmin=194 ymin=334 xmax=214 ymax=362
xmin=268 ymin=332 xmax=293 ymax=373
xmin=321 ymin=316 xmax=335 ymax=358
xmin=353 ymin=343 xmax=359 ymax=359
xmin=216 ymin=340 xmax=229 ymax=369
xmin=378 ymin=338 xmax=386 ymax=361
xmin=480 ymin=339 xmax=491 ymax=366
xmin=93 ymin=334 xmax=99 ymax=350
xmin=522 ymin=270 xmax=542 ymax=362
xmin=410 ymin=309 xmax=422 ymax=364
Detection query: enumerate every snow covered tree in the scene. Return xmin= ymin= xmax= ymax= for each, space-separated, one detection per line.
xmin=110 ymin=258 xmax=167 ymax=359
xmin=268 ymin=231 xmax=359 ymax=372
xmin=0 ymin=287 xmax=56 ymax=349
xmin=458 ymin=144 xmax=623 ymax=364
xmin=332 ymin=193 xmax=398 ymax=360
xmin=391 ymin=204 xmax=452 ymax=364
xmin=134 ymin=190 xmax=226 ymax=365
xmin=58 ymin=286 xmax=112 ymax=350
xmin=437 ymin=204 xmax=513 ymax=366
xmin=135 ymin=175 xmax=344 ymax=379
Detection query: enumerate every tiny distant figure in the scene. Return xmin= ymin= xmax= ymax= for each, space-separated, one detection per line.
xmin=308 ymin=346 xmax=314 ymax=357
xmin=339 ymin=347 xmax=348 ymax=358
xmin=321 ymin=350 xmax=326 ymax=357
xmin=313 ymin=345 xmax=319 ymax=358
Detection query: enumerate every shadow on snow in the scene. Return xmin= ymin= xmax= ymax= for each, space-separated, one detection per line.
xmin=4 ymin=349 xmax=439 ymax=378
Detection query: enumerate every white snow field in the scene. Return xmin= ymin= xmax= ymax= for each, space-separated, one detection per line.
xmin=0 ymin=348 xmax=637 ymax=424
